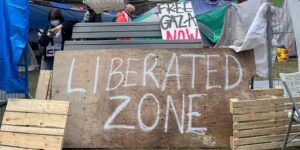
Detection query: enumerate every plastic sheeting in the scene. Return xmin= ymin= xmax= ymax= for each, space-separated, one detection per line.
xmin=216 ymin=0 xmax=268 ymax=77
xmin=288 ymin=0 xmax=300 ymax=71
xmin=196 ymin=4 xmax=230 ymax=43
xmin=190 ymin=0 xmax=236 ymax=15
xmin=0 ymin=0 xmax=29 ymax=93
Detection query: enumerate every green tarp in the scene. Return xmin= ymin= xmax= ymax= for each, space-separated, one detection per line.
xmin=196 ymin=4 xmax=230 ymax=43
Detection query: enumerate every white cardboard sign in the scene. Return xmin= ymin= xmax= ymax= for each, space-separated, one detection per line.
xmin=158 ymin=2 xmax=201 ymax=40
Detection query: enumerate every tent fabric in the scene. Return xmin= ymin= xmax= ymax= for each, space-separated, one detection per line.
xmin=133 ymin=7 xmax=158 ymax=23
xmin=196 ymin=4 xmax=230 ymax=43
xmin=0 ymin=0 xmax=29 ymax=93
xmin=190 ymin=0 xmax=237 ymax=15
xmin=288 ymin=0 xmax=300 ymax=70
xmin=216 ymin=0 xmax=269 ymax=77
xmin=30 ymin=2 xmax=85 ymax=30
xmin=29 ymin=2 xmax=116 ymax=30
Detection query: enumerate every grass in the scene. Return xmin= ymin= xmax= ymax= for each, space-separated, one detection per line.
xmin=270 ymin=0 xmax=284 ymax=7
xmin=255 ymin=58 xmax=298 ymax=80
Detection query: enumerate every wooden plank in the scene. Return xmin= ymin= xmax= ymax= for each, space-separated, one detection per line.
xmin=0 ymin=146 xmax=35 ymax=150
xmin=233 ymin=111 xmax=288 ymax=122
xmin=233 ymin=140 xmax=300 ymax=150
xmin=233 ymin=133 xmax=299 ymax=146
xmin=2 ymin=112 xmax=67 ymax=128
xmin=35 ymin=70 xmax=52 ymax=99
xmin=46 ymin=73 xmax=53 ymax=100
xmin=6 ymin=99 xmax=69 ymax=115
xmin=233 ymin=125 xmax=300 ymax=138
xmin=250 ymin=88 xmax=284 ymax=99
xmin=1 ymin=125 xmax=64 ymax=136
xmin=74 ymin=22 xmax=160 ymax=27
xmin=65 ymin=40 xmax=203 ymax=45
xmin=231 ymin=97 xmax=300 ymax=108
xmin=64 ymin=43 xmax=203 ymax=50
xmin=51 ymin=48 xmax=256 ymax=148
xmin=233 ymin=119 xmax=289 ymax=130
xmin=231 ymin=104 xmax=292 ymax=115
xmin=73 ymin=25 xmax=161 ymax=32
xmin=0 ymin=131 xmax=63 ymax=149
xmin=72 ymin=31 xmax=162 ymax=39
xmin=230 ymin=136 xmax=234 ymax=150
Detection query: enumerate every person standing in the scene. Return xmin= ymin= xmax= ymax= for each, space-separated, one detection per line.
xmin=39 ymin=8 xmax=77 ymax=70
xmin=115 ymin=4 xmax=135 ymax=40
xmin=116 ymin=4 xmax=135 ymax=23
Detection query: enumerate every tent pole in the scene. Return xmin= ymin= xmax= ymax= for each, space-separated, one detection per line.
xmin=267 ymin=3 xmax=273 ymax=88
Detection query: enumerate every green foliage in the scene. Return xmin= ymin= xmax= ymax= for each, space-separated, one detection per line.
xmin=269 ymin=0 xmax=284 ymax=7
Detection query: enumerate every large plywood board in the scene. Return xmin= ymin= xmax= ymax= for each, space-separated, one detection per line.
xmin=51 ymin=48 xmax=255 ymax=148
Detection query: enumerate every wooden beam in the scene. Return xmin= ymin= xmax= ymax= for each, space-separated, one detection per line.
xmin=233 ymin=125 xmax=300 ymax=138
xmin=2 ymin=112 xmax=67 ymax=128
xmin=0 ymin=131 xmax=63 ymax=149
xmin=6 ymin=99 xmax=69 ymax=115
xmin=1 ymin=125 xmax=64 ymax=136
xmin=233 ymin=119 xmax=289 ymax=130
xmin=35 ymin=70 xmax=52 ymax=100
xmin=233 ymin=111 xmax=287 ymax=122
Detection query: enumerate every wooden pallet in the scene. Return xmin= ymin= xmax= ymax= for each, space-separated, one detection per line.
xmin=230 ymin=96 xmax=300 ymax=150
xmin=0 ymin=99 xmax=70 ymax=150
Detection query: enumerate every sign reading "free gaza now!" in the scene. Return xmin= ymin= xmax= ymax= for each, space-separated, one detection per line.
xmin=158 ymin=1 xmax=201 ymax=40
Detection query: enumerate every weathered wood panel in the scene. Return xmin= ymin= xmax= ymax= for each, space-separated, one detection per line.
xmin=51 ymin=48 xmax=255 ymax=148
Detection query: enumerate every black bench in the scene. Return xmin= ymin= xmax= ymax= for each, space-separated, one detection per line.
xmin=64 ymin=22 xmax=203 ymax=50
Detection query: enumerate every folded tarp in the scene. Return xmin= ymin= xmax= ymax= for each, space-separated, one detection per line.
xmin=0 ymin=0 xmax=29 ymax=93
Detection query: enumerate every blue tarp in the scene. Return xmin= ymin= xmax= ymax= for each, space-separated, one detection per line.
xmin=190 ymin=0 xmax=236 ymax=15
xmin=29 ymin=2 xmax=116 ymax=30
xmin=30 ymin=2 xmax=85 ymax=30
xmin=0 ymin=0 xmax=29 ymax=93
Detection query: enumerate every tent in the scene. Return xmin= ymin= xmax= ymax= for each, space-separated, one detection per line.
xmin=29 ymin=1 xmax=116 ymax=30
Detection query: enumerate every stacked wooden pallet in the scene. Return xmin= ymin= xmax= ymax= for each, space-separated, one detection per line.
xmin=230 ymin=96 xmax=300 ymax=150
xmin=0 ymin=99 xmax=69 ymax=149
